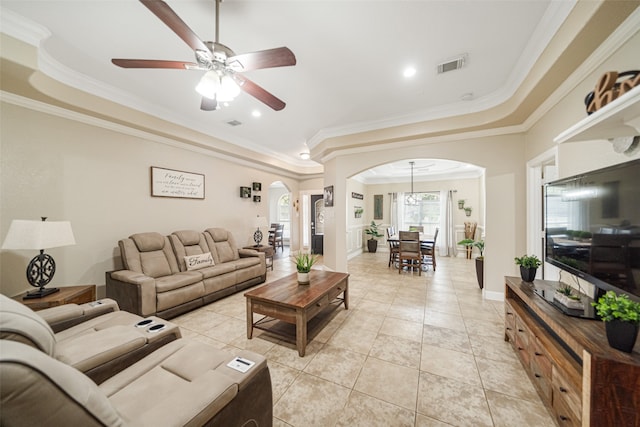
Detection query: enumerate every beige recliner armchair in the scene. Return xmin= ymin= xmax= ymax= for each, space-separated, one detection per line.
xmin=1 ymin=338 xmax=273 ymax=426
xmin=0 ymin=294 xmax=180 ymax=384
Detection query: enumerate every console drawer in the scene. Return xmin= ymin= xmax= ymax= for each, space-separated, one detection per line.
xmin=552 ymin=388 xmax=581 ymax=427
xmin=532 ymin=338 xmax=553 ymax=379
xmin=307 ymin=294 xmax=330 ymax=318
xmin=504 ymin=300 xmax=516 ymax=342
xmin=552 ymin=365 xmax=582 ymax=425
xmin=328 ymin=283 xmax=347 ymax=302
xmin=530 ymin=357 xmax=552 ymax=402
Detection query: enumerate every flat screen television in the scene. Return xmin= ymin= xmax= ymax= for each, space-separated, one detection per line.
xmin=544 ymin=158 xmax=640 ymax=304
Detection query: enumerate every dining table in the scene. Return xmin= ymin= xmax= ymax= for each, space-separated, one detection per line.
xmin=387 ymin=232 xmax=436 ymax=271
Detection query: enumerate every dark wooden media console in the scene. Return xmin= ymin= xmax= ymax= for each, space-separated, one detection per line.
xmin=504 ymin=276 xmax=640 ymax=427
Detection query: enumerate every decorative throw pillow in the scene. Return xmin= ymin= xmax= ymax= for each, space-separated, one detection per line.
xmin=184 ymin=252 xmax=214 ymax=270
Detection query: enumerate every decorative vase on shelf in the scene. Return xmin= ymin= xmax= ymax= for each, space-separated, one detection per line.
xmin=297 ymin=271 xmax=310 ymax=285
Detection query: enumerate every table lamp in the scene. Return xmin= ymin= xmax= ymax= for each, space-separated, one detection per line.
xmin=1 ymin=217 xmax=76 ymax=299
xmin=253 ymin=216 xmax=269 ymax=246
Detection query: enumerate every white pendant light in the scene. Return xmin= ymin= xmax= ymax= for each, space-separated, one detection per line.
xmin=405 ymin=161 xmax=418 ymax=205
xmin=217 ymin=74 xmax=241 ymax=102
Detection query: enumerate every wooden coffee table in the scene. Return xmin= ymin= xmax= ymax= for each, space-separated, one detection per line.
xmin=245 ymin=271 xmax=349 ymax=356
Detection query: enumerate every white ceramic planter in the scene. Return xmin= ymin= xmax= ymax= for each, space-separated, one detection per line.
xmin=297 ymin=272 xmax=310 ymax=284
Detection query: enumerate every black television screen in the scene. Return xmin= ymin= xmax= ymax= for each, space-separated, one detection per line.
xmin=544 ymin=159 xmax=640 ymax=302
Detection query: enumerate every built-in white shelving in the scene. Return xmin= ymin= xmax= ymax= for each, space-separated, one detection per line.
xmin=554 ymin=86 xmax=640 ymax=144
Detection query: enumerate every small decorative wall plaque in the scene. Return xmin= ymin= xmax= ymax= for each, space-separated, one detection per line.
xmin=252 ymin=182 xmax=262 ymax=191
xmin=240 ymin=186 xmax=252 ymax=198
xmin=253 ymin=195 xmax=261 ymax=202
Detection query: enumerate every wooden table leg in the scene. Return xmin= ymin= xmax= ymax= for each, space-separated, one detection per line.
xmin=246 ymin=298 xmax=254 ymax=339
xmin=343 ymin=281 xmax=349 ymax=310
xmin=296 ymin=309 xmax=307 ymax=357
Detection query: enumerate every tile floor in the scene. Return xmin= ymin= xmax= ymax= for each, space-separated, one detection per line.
xmin=172 ymin=250 xmax=556 ymax=426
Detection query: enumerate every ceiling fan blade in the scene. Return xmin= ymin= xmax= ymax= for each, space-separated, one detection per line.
xmin=200 ymin=96 xmax=218 ymax=111
xmin=227 ymin=47 xmax=296 ymax=72
xmin=140 ymin=0 xmax=209 ymax=53
xmin=234 ymin=75 xmax=286 ymax=111
xmin=112 ymin=59 xmax=200 ymax=69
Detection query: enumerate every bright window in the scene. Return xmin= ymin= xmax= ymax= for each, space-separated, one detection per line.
xmin=400 ymin=192 xmax=440 ymax=234
xmin=277 ymin=194 xmax=290 ymax=239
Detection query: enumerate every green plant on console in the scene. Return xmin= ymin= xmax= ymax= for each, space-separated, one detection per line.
xmin=557 ymin=285 xmax=581 ymax=300
xmin=293 ymin=252 xmax=317 ymax=273
xmin=514 ymin=254 xmax=542 ymax=269
xmin=592 ymin=291 xmax=640 ymax=323
xmin=364 ymin=221 xmax=384 ymax=239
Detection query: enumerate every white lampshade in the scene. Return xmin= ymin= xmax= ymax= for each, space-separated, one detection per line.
xmin=2 ymin=219 xmax=76 ymax=250
xmin=217 ymin=74 xmax=241 ymax=102
xmin=254 ymin=216 xmax=269 ymax=229
xmin=195 ymin=71 xmax=221 ymax=99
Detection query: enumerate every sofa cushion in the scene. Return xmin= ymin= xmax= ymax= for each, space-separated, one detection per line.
xmin=131 ymin=232 xmax=165 ymax=252
xmin=198 ymin=262 xmax=236 ymax=279
xmin=154 ymin=271 xmax=203 ymax=293
xmin=0 ymin=294 xmax=56 ymax=356
xmin=204 ymin=228 xmax=240 ymax=263
xmin=184 ymin=252 xmax=214 ymax=271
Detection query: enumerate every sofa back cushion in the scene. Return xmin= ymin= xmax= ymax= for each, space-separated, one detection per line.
xmin=119 ymin=232 xmax=179 ymax=278
xmin=169 ymin=230 xmax=216 ymax=272
xmin=0 ymin=294 xmax=56 ymax=356
xmin=0 ymin=340 xmax=123 ymax=426
xmin=204 ymin=228 xmax=239 ymax=264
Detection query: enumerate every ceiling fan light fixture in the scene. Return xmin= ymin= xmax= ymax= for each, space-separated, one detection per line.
xmin=195 ymin=71 xmax=220 ymax=99
xmin=217 ymin=74 xmax=241 ymax=102
xmin=299 ymin=152 xmax=311 ymax=160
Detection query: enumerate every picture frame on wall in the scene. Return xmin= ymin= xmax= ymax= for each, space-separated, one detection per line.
xmin=240 ymin=186 xmax=252 ymax=198
xmin=150 ymin=166 xmax=205 ymax=199
xmin=324 ymin=185 xmax=334 ymax=207
xmin=252 ymin=182 xmax=262 ymax=191
xmin=374 ymin=194 xmax=383 ymax=220
xmin=253 ymin=195 xmax=261 ymax=202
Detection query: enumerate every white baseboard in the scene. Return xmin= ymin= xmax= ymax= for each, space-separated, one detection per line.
xmin=483 ymin=289 xmax=504 ymax=301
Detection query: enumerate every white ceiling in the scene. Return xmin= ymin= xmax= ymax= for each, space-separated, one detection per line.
xmin=1 ymin=0 xmax=573 ymax=175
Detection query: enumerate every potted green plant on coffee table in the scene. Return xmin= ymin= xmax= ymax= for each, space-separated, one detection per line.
xmin=293 ymin=252 xmax=317 ymax=285
xmin=364 ymin=221 xmax=384 ymax=253
xmin=514 ymin=254 xmax=541 ymax=282
xmin=592 ymin=291 xmax=640 ymax=353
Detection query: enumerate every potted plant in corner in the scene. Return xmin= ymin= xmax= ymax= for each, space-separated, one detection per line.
xmin=514 ymin=254 xmax=541 ymax=282
xmin=458 ymin=239 xmax=484 ymax=289
xmin=293 ymin=252 xmax=317 ymax=284
xmin=591 ymin=291 xmax=640 ymax=353
xmin=364 ymin=221 xmax=384 ymax=253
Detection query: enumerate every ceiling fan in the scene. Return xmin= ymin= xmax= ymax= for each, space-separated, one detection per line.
xmin=111 ymin=0 xmax=296 ymax=111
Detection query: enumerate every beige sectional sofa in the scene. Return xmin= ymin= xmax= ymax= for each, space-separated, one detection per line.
xmin=107 ymin=228 xmax=266 ymax=318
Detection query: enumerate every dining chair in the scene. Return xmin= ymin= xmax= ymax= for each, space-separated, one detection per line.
xmin=271 ymin=224 xmax=284 ymax=252
xmin=422 ymin=227 xmax=439 ymax=271
xmin=398 ymin=231 xmax=421 ymax=275
xmin=387 ymin=228 xmax=400 ymax=268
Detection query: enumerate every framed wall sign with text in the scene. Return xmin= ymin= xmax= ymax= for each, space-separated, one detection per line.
xmin=151 ymin=167 xmax=204 ymax=199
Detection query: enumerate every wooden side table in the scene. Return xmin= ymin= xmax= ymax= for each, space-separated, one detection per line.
xmin=244 ymin=245 xmax=274 ymax=271
xmin=13 ymin=285 xmax=96 ymax=311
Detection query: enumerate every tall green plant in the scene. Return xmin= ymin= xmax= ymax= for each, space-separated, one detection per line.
xmin=364 ymin=221 xmax=384 ymax=239
xmin=293 ymin=252 xmax=317 ymax=273
xmin=458 ymin=239 xmax=484 ymax=258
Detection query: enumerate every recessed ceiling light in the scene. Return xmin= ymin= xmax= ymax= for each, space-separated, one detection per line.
xmin=299 ymin=152 xmax=310 ymax=160
xmin=251 ymin=110 xmax=261 ymax=118
xmin=403 ymin=67 xmax=416 ymax=78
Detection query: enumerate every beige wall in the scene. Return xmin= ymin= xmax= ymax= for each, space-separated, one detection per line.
xmin=0 ymin=102 xmax=299 ymax=297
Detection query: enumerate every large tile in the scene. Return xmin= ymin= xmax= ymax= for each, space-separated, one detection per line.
xmin=422 ymin=325 xmax=472 ymax=354
xmin=303 ymin=344 xmax=367 ymax=388
xmin=354 ymin=357 xmax=419 ymax=410
xmin=485 ymin=390 xmax=556 ymax=427
xmin=417 ymin=371 xmax=493 ymax=427
xmin=475 ymin=357 xmax=540 ymax=402
xmin=420 ymin=344 xmax=481 ymax=387
xmin=379 ymin=317 xmax=424 ymax=342
xmin=273 ymin=373 xmax=351 ymax=427
xmin=328 ymin=325 xmax=378 ymax=355
xmin=336 ymin=391 xmax=415 ymax=427
xmin=369 ymin=333 xmax=422 ymax=369
xmin=423 ymin=309 xmax=467 ymax=332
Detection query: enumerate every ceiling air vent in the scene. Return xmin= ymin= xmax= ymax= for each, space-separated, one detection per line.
xmin=437 ymin=54 xmax=467 ymax=74
xmin=226 ymin=120 xmax=242 ymax=126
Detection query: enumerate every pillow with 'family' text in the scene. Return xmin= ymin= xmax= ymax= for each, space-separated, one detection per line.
xmin=184 ymin=252 xmax=214 ymax=271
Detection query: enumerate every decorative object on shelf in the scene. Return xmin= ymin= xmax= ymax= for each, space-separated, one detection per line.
xmin=458 ymin=239 xmax=484 ymax=288
xmin=554 ymin=285 xmax=584 ymax=310
xmin=324 ymin=186 xmax=334 ymax=207
xmin=458 ymin=200 xmax=465 ymax=209
xmin=252 ymin=182 xmax=262 ymax=191
xmin=354 ymin=207 xmax=363 ymax=218
xmin=252 ymin=216 xmax=268 ymax=246
xmin=240 ymin=186 xmax=251 ymax=198
xmin=374 ymin=194 xmax=383 ymax=220
xmin=351 ymin=192 xmax=363 ymax=200
xmin=150 ymin=166 xmax=205 ymax=199
xmin=1 ymin=217 xmax=76 ymax=299
xmin=609 ymin=135 xmax=640 ymax=156
xmin=293 ymin=252 xmax=317 ymax=284
xmin=591 ymin=290 xmax=640 ymax=353
xmin=364 ymin=221 xmax=384 ymax=253
xmin=514 ymin=254 xmax=541 ymax=282
xmin=464 ymin=206 xmax=472 ymax=217
xmin=584 ymin=70 xmax=639 ymax=115
xmin=253 ymin=195 xmax=261 ymax=203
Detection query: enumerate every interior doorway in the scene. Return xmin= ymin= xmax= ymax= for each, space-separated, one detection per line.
xmin=311 ymin=194 xmax=324 ymax=254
